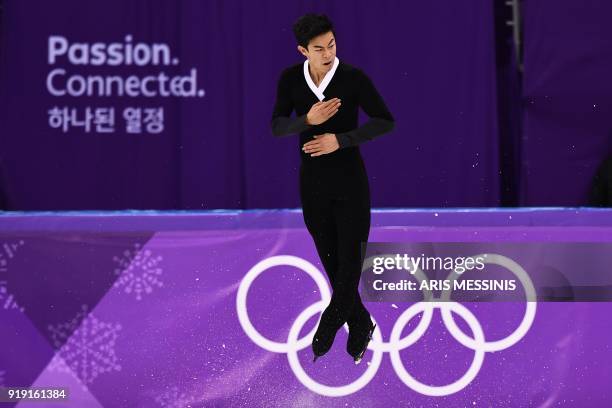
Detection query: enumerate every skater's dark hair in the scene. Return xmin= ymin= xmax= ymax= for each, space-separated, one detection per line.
xmin=293 ymin=14 xmax=335 ymax=49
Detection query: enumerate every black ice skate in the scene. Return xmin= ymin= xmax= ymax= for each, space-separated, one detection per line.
xmin=311 ymin=307 xmax=343 ymax=362
xmin=349 ymin=320 xmax=376 ymax=364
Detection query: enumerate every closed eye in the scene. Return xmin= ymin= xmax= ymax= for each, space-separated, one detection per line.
xmin=314 ymin=43 xmax=335 ymax=51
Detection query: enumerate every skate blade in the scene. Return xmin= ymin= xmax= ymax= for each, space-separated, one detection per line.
xmin=353 ymin=323 xmax=376 ymax=364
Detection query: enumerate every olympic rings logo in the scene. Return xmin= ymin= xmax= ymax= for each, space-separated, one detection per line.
xmin=236 ymin=254 xmax=537 ymax=397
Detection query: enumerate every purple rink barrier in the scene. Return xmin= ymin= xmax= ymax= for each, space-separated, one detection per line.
xmin=0 ymin=208 xmax=611 ymax=407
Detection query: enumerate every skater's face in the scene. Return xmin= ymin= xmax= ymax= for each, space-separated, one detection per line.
xmin=298 ymin=31 xmax=336 ymax=73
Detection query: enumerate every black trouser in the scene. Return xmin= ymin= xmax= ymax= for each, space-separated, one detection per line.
xmin=299 ymin=157 xmax=371 ymax=330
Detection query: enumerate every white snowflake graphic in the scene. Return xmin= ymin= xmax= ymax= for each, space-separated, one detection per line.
xmin=48 ymin=304 xmax=122 ymax=388
xmin=154 ymin=386 xmax=196 ymax=408
xmin=112 ymin=243 xmax=164 ymax=300
xmin=0 ymin=240 xmax=25 ymax=311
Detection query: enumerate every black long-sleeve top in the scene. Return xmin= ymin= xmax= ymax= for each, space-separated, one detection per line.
xmin=589 ymin=156 xmax=612 ymax=206
xmin=271 ymin=60 xmax=394 ymax=169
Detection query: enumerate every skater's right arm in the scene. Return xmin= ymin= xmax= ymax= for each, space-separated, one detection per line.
xmin=271 ymin=69 xmax=341 ymax=137
xmin=271 ymin=69 xmax=311 ymax=137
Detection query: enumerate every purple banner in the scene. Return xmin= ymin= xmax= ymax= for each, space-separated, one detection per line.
xmin=1 ymin=209 xmax=611 ymax=407
xmin=521 ymin=0 xmax=612 ymax=205
xmin=0 ymin=0 xmax=499 ymax=210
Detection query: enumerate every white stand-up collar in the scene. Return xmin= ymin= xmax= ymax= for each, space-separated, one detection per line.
xmin=303 ymin=57 xmax=339 ymax=101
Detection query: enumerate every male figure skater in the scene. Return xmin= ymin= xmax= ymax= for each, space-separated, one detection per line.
xmin=271 ymin=14 xmax=394 ymax=363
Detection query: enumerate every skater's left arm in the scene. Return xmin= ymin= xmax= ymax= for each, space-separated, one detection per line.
xmin=334 ymin=69 xmax=395 ymax=149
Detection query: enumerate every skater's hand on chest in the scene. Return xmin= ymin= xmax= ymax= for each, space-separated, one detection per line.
xmin=302 ymin=133 xmax=339 ymax=157
xmin=306 ymin=98 xmax=341 ymax=125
